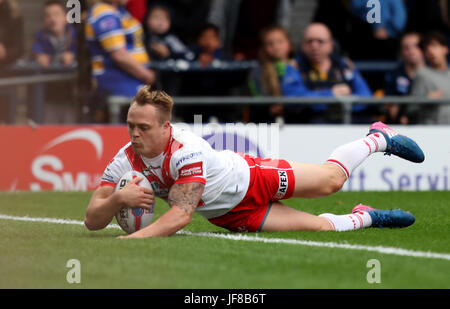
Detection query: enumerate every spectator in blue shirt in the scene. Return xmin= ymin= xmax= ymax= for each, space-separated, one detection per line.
xmin=351 ymin=0 xmax=407 ymax=40
xmin=349 ymin=0 xmax=407 ymax=60
xmin=283 ymin=23 xmax=372 ymax=123
xmin=31 ymin=0 xmax=77 ymax=68
xmin=383 ymin=32 xmax=424 ymax=124
xmin=191 ymin=23 xmax=223 ymax=67
xmin=385 ymin=32 xmax=425 ymax=96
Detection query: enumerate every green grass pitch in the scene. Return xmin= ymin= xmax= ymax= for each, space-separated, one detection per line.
xmin=0 ymin=191 xmax=449 ymax=289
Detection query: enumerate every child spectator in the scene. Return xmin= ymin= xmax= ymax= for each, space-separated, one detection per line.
xmin=144 ymin=5 xmax=194 ymax=61
xmin=32 ymin=0 xmax=77 ymax=68
xmin=192 ymin=23 xmax=223 ymax=67
xmin=249 ymin=25 xmax=297 ymax=122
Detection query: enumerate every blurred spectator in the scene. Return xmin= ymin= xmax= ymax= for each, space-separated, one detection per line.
xmin=405 ymin=0 xmax=450 ymax=61
xmin=148 ymin=0 xmax=211 ymax=46
xmin=383 ymin=32 xmax=425 ymax=124
xmin=249 ymin=25 xmax=296 ymax=122
xmin=144 ymin=4 xmax=194 ymax=61
xmin=313 ymin=0 xmax=354 ymax=56
xmin=351 ymin=0 xmax=407 ymax=40
xmin=208 ymin=0 xmax=292 ymax=59
xmin=191 ymin=23 xmax=223 ymax=67
xmin=283 ymin=23 xmax=372 ymax=123
xmin=385 ymin=33 xmax=425 ymax=96
xmin=127 ymin=0 xmax=146 ymax=23
xmin=349 ymin=0 xmax=407 ymax=59
xmin=0 ymin=0 xmax=24 ymax=68
xmin=85 ymin=0 xmax=155 ymax=99
xmin=31 ymin=1 xmax=77 ymax=68
xmin=411 ymin=31 xmax=450 ymax=123
xmin=405 ymin=0 xmax=450 ymax=35
xmin=0 ymin=0 xmax=24 ymax=124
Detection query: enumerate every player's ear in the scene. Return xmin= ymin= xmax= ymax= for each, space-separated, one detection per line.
xmin=163 ymin=120 xmax=171 ymax=129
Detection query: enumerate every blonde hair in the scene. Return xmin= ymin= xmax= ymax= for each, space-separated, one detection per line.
xmin=259 ymin=25 xmax=295 ymax=96
xmin=132 ymin=86 xmax=174 ymax=124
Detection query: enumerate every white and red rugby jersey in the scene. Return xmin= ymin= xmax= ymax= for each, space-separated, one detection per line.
xmin=101 ymin=124 xmax=250 ymax=219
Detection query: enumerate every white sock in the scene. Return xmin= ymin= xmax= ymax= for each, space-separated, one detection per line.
xmin=319 ymin=211 xmax=372 ymax=231
xmin=326 ymin=133 xmax=387 ymax=178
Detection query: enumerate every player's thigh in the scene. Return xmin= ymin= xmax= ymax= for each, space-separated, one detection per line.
xmin=287 ymin=161 xmax=346 ymax=198
xmin=260 ymin=201 xmax=332 ymax=232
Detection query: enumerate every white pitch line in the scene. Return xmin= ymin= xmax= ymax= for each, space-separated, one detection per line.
xmin=1 ymin=214 xmax=449 ymax=261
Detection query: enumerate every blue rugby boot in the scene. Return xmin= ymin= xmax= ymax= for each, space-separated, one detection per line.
xmin=368 ymin=122 xmax=425 ymax=163
xmin=352 ymin=204 xmax=415 ymax=228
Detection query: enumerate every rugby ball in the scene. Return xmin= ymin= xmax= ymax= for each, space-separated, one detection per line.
xmin=114 ymin=171 xmax=155 ymax=234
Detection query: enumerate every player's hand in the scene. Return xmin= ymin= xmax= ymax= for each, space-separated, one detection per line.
xmin=117 ymin=234 xmax=141 ymax=239
xmin=117 ymin=176 xmax=154 ymax=210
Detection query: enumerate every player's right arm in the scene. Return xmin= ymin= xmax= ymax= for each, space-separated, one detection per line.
xmin=84 ymin=177 xmax=154 ymax=231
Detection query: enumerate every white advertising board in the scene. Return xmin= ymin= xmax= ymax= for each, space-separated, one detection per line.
xmin=181 ymin=123 xmax=449 ymax=191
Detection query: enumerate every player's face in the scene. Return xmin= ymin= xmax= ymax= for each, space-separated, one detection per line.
xmin=264 ymin=30 xmax=291 ymax=61
xmin=127 ymin=103 xmax=171 ymax=158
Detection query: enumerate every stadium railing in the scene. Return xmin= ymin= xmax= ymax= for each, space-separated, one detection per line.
xmin=1 ymin=59 xmax=450 ymax=124
xmin=107 ymin=95 xmax=450 ymax=124
xmin=0 ymin=61 xmax=76 ymax=123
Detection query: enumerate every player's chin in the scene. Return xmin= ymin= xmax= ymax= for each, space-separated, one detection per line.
xmin=131 ymin=143 xmax=143 ymax=153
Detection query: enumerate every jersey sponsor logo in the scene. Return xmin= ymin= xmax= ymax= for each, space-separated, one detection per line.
xmin=175 ymin=152 xmax=202 ymax=167
xmin=150 ymin=181 xmax=169 ymax=197
xmin=274 ymin=170 xmax=288 ymax=200
xmin=98 ymin=16 xmax=118 ymax=31
xmin=179 ymin=162 xmax=203 ymax=178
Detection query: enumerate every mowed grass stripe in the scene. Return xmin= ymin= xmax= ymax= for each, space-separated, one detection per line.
xmin=1 ymin=213 xmax=449 ymax=262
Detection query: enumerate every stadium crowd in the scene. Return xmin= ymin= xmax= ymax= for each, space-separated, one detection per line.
xmin=0 ymin=0 xmax=450 ymax=124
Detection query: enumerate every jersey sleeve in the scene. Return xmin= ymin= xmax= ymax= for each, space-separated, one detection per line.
xmin=100 ymin=151 xmax=131 ymax=187
xmin=91 ymin=10 xmax=126 ymax=52
xmin=170 ymin=148 xmax=207 ymax=185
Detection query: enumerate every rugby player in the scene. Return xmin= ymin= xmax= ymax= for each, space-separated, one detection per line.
xmin=84 ymin=86 xmax=424 ymax=238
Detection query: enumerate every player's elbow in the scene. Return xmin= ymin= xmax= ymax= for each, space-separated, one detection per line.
xmin=84 ymin=217 xmax=98 ymax=231
xmin=84 ymin=215 xmax=107 ymax=231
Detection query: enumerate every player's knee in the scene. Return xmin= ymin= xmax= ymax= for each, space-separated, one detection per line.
xmin=323 ymin=174 xmax=345 ymax=195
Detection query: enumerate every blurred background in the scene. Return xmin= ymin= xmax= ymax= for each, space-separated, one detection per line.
xmin=1 ymin=0 xmax=450 ymax=126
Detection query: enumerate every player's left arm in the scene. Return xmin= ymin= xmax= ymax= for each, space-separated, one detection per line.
xmin=118 ymin=182 xmax=204 ymax=238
